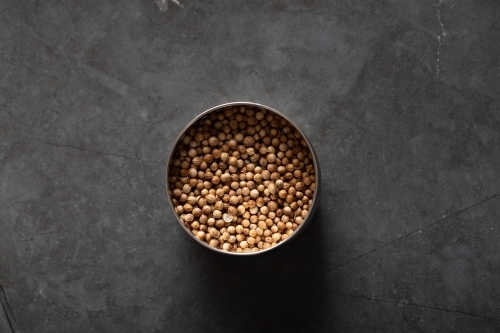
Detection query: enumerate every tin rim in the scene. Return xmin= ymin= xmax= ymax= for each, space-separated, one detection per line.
xmin=165 ymin=102 xmax=321 ymax=256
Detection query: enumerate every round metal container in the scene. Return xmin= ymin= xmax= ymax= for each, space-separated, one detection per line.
xmin=165 ymin=102 xmax=321 ymax=255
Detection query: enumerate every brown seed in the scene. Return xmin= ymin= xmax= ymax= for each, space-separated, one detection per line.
xmin=184 ymin=214 xmax=194 ymax=223
xmin=206 ymin=194 xmax=216 ymax=204
xmin=228 ymin=156 xmax=238 ymax=166
xmin=215 ymin=219 xmax=225 ymax=228
xmin=187 ymin=149 xmax=197 ymax=159
xmin=182 ymin=184 xmax=191 ymax=194
xmin=220 ymin=152 xmax=229 ymax=162
xmin=228 ymin=195 xmax=239 ymax=206
xmin=187 ymin=168 xmax=197 ymax=178
xmin=266 ymin=154 xmax=276 ymax=163
xmin=249 ymin=189 xmax=259 ymax=199
xmin=234 ymin=133 xmax=244 ymax=142
xmin=243 ymin=136 xmax=255 ymax=147
xmin=208 ymin=136 xmax=219 ymax=146
xmin=227 ymin=206 xmax=237 ymax=216
xmin=183 ymin=203 xmax=193 ymax=212
xmin=192 ymin=207 xmax=202 ymax=217
xmin=268 ymin=201 xmax=278 ymax=212
xmin=213 ymin=210 xmax=222 ymax=219
xmin=268 ymin=182 xmax=277 ymax=194
xmin=255 ymin=197 xmax=265 ymax=208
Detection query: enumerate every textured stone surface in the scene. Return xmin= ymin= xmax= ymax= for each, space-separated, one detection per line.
xmin=1 ymin=0 xmax=499 ymax=332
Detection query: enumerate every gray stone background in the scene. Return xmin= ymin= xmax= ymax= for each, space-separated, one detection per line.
xmin=1 ymin=0 xmax=500 ymax=332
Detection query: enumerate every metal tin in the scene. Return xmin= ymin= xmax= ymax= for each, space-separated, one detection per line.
xmin=165 ymin=102 xmax=321 ymax=255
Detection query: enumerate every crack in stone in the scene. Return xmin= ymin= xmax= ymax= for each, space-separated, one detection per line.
xmin=4 ymin=199 xmax=33 ymax=212
xmin=336 ymin=293 xmax=500 ymax=322
xmin=436 ymin=0 xmax=447 ymax=79
xmin=36 ymin=140 xmax=162 ymax=166
xmin=401 ymin=297 xmax=407 ymax=333
xmin=0 ymin=285 xmax=20 ymax=333
xmin=326 ymin=193 xmax=500 ymax=272
xmin=340 ymin=115 xmax=368 ymax=133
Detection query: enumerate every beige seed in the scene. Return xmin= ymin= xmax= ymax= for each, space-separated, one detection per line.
xmin=182 ymin=184 xmax=192 ymax=194
xmin=209 ymin=228 xmax=220 ymax=238
xmin=257 ymin=221 xmax=267 ymax=229
xmin=268 ymin=182 xmax=277 ymax=194
xmin=250 ymin=189 xmax=259 ymax=199
xmin=223 ymin=213 xmax=233 ymax=222
xmin=227 ymin=206 xmax=237 ymax=216
xmin=268 ymin=201 xmax=278 ymax=212
xmin=272 ymin=233 xmax=281 ymax=242
xmin=202 ymin=205 xmax=212 ymax=215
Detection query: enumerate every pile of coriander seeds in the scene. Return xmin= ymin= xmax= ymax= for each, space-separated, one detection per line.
xmin=168 ymin=105 xmax=316 ymax=253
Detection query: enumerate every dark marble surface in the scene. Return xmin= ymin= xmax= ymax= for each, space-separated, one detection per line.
xmin=1 ymin=0 xmax=500 ymax=332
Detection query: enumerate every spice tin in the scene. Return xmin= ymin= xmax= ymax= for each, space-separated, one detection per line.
xmin=166 ymin=102 xmax=321 ymax=255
